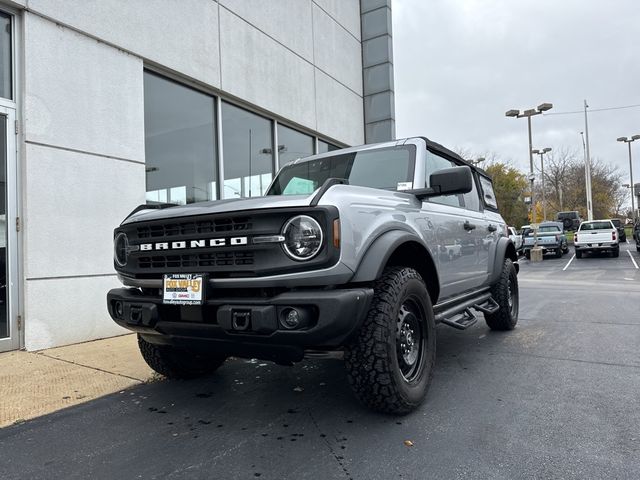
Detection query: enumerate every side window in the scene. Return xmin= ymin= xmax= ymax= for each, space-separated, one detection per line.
xmin=479 ymin=175 xmax=498 ymax=209
xmin=425 ymin=150 xmax=462 ymax=207
xmin=462 ymin=175 xmax=481 ymax=212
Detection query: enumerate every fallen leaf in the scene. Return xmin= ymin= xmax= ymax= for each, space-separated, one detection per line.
xmin=403 ymin=440 xmax=414 ymax=447
xmin=293 ymin=386 xmax=304 ymax=392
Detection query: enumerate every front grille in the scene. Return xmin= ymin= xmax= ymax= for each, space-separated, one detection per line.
xmin=137 ymin=251 xmax=255 ymax=269
xmin=136 ymin=216 xmax=252 ymax=239
xmin=117 ymin=206 xmax=339 ymax=278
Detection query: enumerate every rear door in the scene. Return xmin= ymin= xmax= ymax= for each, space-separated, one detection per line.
xmin=477 ymin=174 xmax=503 ymax=275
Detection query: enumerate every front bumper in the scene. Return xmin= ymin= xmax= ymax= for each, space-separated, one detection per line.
xmin=107 ymin=286 xmax=373 ymax=363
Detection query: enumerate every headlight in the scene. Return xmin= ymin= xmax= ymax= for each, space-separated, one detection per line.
xmin=282 ymin=215 xmax=323 ymax=261
xmin=114 ymin=232 xmax=129 ymax=267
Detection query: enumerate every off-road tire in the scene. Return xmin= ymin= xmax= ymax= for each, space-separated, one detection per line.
xmin=575 ymin=249 xmax=583 ymax=258
xmin=555 ymin=247 xmax=562 ymax=258
xmin=344 ymin=267 xmax=436 ymax=415
xmin=485 ymin=259 xmax=518 ymax=331
xmin=612 ymin=247 xmax=620 ymax=258
xmin=138 ymin=334 xmax=226 ymax=379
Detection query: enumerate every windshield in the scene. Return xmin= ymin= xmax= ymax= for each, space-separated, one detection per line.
xmin=538 ymin=225 xmax=560 ymax=233
xmin=267 ymin=145 xmax=416 ymax=195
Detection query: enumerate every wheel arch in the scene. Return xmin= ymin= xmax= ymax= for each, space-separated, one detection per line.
xmin=351 ymin=231 xmax=440 ymax=303
xmin=488 ymin=237 xmax=518 ymax=285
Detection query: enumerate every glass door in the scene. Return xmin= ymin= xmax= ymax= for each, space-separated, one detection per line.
xmin=0 ymin=106 xmax=18 ymax=352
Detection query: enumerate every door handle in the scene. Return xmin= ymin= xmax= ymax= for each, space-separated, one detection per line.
xmin=464 ymin=221 xmax=476 ymax=231
xmin=487 ymin=224 xmax=497 ymax=232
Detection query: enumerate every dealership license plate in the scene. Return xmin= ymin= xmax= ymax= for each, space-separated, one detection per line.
xmin=163 ymin=274 xmax=205 ymax=305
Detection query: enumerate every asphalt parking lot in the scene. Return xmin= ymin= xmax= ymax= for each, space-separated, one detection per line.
xmin=1 ymin=243 xmax=639 ymax=480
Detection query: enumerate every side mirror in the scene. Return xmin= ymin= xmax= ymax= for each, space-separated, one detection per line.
xmin=410 ymin=166 xmax=473 ymax=200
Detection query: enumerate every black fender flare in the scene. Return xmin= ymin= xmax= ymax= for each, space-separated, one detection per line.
xmin=351 ymin=230 xmax=438 ymax=285
xmin=489 ymin=237 xmax=518 ymax=285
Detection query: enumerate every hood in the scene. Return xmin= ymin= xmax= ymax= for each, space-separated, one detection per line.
xmin=122 ymin=194 xmax=313 ymax=225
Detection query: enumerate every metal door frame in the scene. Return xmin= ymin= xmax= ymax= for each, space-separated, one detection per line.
xmin=0 ymin=105 xmax=19 ymax=351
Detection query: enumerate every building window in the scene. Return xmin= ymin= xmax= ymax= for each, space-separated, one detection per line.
xmin=0 ymin=12 xmax=11 ymax=100
xmin=318 ymin=140 xmax=340 ymax=154
xmin=221 ymin=102 xmax=274 ymax=198
xmin=277 ymin=124 xmax=314 ymax=167
xmin=143 ymin=71 xmax=217 ymax=205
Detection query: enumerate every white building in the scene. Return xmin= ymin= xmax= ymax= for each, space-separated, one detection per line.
xmin=0 ymin=0 xmax=395 ymax=352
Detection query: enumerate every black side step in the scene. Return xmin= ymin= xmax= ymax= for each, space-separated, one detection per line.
xmin=472 ymin=298 xmax=500 ymax=315
xmin=441 ymin=308 xmax=477 ymax=330
xmin=435 ymin=290 xmax=502 ymax=331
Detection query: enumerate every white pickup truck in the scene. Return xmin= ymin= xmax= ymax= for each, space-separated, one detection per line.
xmin=574 ymin=220 xmax=619 ymax=258
xmin=508 ymin=227 xmax=523 ymax=253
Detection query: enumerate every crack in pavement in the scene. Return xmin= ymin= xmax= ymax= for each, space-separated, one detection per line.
xmin=35 ymin=352 xmax=147 ymax=383
xmin=308 ymin=408 xmax=354 ymax=480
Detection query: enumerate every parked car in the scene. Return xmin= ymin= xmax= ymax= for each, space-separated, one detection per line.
xmin=556 ymin=211 xmax=582 ymax=231
xmin=508 ymin=226 xmax=523 ymax=253
xmin=634 ymin=222 xmax=640 ymax=252
xmin=106 ymin=136 xmax=520 ymax=415
xmin=610 ymin=218 xmax=626 ymax=242
xmin=522 ymin=221 xmax=568 ymax=259
xmin=574 ymin=220 xmax=619 ymax=258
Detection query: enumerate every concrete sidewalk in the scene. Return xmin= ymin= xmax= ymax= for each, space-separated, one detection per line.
xmin=0 ymin=334 xmax=155 ymax=428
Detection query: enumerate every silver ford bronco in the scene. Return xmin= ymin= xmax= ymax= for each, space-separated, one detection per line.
xmin=107 ymin=137 xmax=519 ymax=414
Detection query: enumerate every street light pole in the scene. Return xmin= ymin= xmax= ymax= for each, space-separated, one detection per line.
xmin=532 ymin=147 xmax=552 ymax=221
xmin=505 ymin=103 xmax=553 ymax=252
xmin=617 ymin=134 xmax=640 ymax=222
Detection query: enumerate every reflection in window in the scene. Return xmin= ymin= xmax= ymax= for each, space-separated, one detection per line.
xmin=479 ymin=175 xmax=498 ymax=209
xmin=222 ymin=102 xmax=274 ymax=198
xmin=0 ymin=12 xmax=10 ymax=100
xmin=277 ymin=124 xmax=314 ymax=167
xmin=426 ymin=150 xmax=461 ymax=208
xmin=318 ymin=140 xmax=340 ymax=154
xmin=268 ymin=146 xmax=415 ymax=195
xmin=144 ymin=71 xmax=217 ymax=205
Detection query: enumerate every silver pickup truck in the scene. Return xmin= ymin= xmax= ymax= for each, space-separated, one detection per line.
xmin=522 ymin=221 xmax=569 ymax=259
xmin=107 ymin=137 xmax=519 ymax=414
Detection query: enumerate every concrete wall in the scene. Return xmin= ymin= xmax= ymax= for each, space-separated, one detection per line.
xmin=19 ymin=1 xmax=365 ymax=349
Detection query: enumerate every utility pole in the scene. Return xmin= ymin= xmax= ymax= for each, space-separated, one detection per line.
xmin=583 ymin=100 xmax=594 ymax=220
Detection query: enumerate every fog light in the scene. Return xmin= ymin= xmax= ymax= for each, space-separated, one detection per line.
xmin=281 ymin=308 xmax=300 ymax=329
xmin=114 ymin=301 xmax=124 ymax=319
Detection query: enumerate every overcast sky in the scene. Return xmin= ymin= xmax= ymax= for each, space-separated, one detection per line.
xmin=393 ymin=0 xmax=640 ymax=184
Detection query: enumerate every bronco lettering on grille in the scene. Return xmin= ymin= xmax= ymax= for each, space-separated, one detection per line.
xmin=139 ymin=237 xmax=248 ymax=251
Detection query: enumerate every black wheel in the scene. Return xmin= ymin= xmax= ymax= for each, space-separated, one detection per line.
xmin=524 ymin=250 xmax=531 ymax=260
xmin=562 ymin=218 xmax=573 ymax=231
xmin=137 ymin=334 xmax=226 ymax=379
xmin=613 ymin=247 xmax=620 ymax=258
xmin=636 ymin=244 xmax=640 ymax=252
xmin=575 ymin=249 xmax=582 ymax=258
xmin=345 ymin=266 xmax=436 ymax=415
xmin=555 ymin=247 xmax=562 ymax=258
xmin=485 ymin=259 xmax=518 ymax=331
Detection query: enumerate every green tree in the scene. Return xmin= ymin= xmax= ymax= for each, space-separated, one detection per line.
xmin=483 ymin=163 xmax=529 ymax=227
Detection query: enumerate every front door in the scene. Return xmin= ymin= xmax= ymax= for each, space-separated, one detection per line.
xmin=0 ymin=106 xmax=18 ymax=352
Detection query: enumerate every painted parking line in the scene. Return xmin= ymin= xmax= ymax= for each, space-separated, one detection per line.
xmin=562 ymin=253 xmax=576 ymax=271
xmin=627 ymin=250 xmax=639 ymax=269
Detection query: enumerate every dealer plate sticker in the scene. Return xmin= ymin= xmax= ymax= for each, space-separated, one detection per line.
xmin=163 ymin=274 xmax=205 ymax=305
